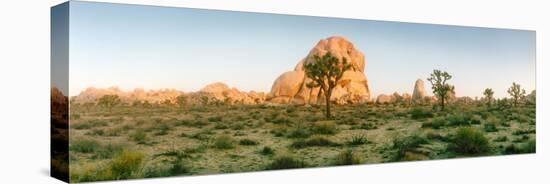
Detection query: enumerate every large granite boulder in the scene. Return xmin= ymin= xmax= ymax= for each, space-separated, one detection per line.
xmin=267 ymin=36 xmax=371 ymax=105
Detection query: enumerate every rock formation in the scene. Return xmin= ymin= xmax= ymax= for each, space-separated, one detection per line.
xmin=412 ymin=79 xmax=427 ymax=104
xmin=197 ymin=82 xmax=265 ymax=105
xmin=267 ymin=36 xmax=371 ymax=105
xmin=376 ymin=94 xmax=392 ymax=104
xmin=72 ymin=87 xmax=182 ymax=104
xmin=71 ymin=82 xmax=265 ymax=105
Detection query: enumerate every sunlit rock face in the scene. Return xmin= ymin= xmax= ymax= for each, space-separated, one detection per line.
xmin=268 ymin=36 xmax=371 ymax=105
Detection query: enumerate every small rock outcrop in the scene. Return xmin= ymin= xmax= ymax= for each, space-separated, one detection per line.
xmin=412 ymin=79 xmax=428 ymax=104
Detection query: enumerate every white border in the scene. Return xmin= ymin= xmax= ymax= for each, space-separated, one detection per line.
xmin=0 ymin=0 xmax=547 ymax=183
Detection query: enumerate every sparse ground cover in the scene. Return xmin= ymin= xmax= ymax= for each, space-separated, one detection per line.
xmin=68 ymin=102 xmax=536 ymax=182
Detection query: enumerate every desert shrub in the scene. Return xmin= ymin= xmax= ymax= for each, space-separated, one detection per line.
xmin=72 ymin=120 xmax=108 ymax=130
xmin=270 ymin=128 xmax=287 ymax=137
xmin=522 ymin=139 xmax=536 ymax=153
xmin=146 ymin=151 xmax=190 ymax=177
xmin=71 ymin=139 xmax=100 ymax=153
xmin=470 ymin=115 xmax=483 ymax=124
xmin=70 ymin=113 xmax=81 ymax=120
xmin=336 ymin=117 xmax=359 ymax=125
xmin=266 ymin=155 xmax=306 ymax=170
xmin=129 ymin=130 xmax=148 ymax=144
xmin=304 ymin=115 xmax=321 ymax=122
xmin=105 ymin=127 xmax=125 ymax=137
xmin=260 ymin=146 xmax=275 ymax=155
xmin=213 ymin=135 xmax=235 ymax=149
xmin=502 ymin=140 xmax=534 ymax=154
xmin=446 ymin=113 xmax=472 ymax=126
xmin=213 ymin=123 xmax=228 ymax=129
xmin=512 ymin=129 xmax=535 ymax=136
xmin=486 ymin=116 xmax=501 ymax=126
xmin=410 ymin=108 xmax=434 ymax=119
xmin=285 ymin=106 xmax=297 ymax=114
xmin=333 ymin=149 xmax=363 ymax=165
xmin=93 ymin=144 xmax=125 ymax=159
xmin=207 ymin=116 xmax=223 ymax=122
xmin=512 ymin=135 xmax=530 ymax=143
xmin=311 ymin=121 xmax=338 ymax=135
xmin=239 ymin=138 xmax=259 ymax=146
xmin=391 ymin=134 xmax=428 ymax=161
xmin=449 ymin=127 xmax=490 ymax=154
xmin=425 ymin=132 xmax=448 ymax=141
xmin=153 ymin=123 xmax=171 ymax=136
xmin=272 ymin=116 xmax=293 ymax=125
xmin=290 ymin=136 xmax=339 ymax=149
xmin=347 ymin=134 xmax=369 ymax=146
xmin=422 ymin=117 xmax=446 ymax=129
xmin=286 ymin=127 xmax=311 ymax=138
xmin=86 ymin=129 xmax=105 ymax=136
xmin=107 ymin=150 xmax=144 ymax=179
xmin=191 ymin=119 xmax=208 ymax=127
xmin=493 ymin=136 xmax=508 ymax=142
xmin=483 ymin=121 xmax=498 ymax=132
xmin=355 ymin=122 xmax=378 ymax=130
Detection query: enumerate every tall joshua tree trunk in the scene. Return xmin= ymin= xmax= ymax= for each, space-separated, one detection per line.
xmin=325 ymin=90 xmax=332 ymax=119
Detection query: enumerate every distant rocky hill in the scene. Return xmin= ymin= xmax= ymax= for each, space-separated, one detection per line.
xmin=267 ymin=36 xmax=371 ymax=105
xmin=71 ymin=83 xmax=265 ymax=105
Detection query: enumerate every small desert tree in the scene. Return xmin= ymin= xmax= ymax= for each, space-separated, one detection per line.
xmin=427 ymin=70 xmax=454 ymax=111
xmin=98 ymin=95 xmax=121 ymax=112
xmin=507 ymin=82 xmax=526 ymax=106
xmin=304 ymin=52 xmax=351 ymax=119
xmin=176 ymin=95 xmax=188 ymax=108
xmin=483 ymin=88 xmax=494 ymax=107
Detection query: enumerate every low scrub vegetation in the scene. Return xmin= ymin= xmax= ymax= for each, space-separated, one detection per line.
xmin=449 ymin=127 xmax=490 ymax=155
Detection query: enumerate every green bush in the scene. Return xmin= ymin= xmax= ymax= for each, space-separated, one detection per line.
xmin=311 ymin=121 xmax=338 ymax=135
xmin=72 ymin=120 xmax=108 ymax=130
xmin=286 ymin=126 xmax=311 ymax=138
xmin=272 ymin=116 xmax=293 ymax=125
xmin=449 ymin=127 xmax=490 ymax=154
xmin=493 ymin=136 xmax=508 ymax=142
xmin=391 ymin=134 xmax=428 ymax=161
xmin=347 ymin=134 xmax=369 ymax=146
xmin=356 ymin=122 xmax=378 ymax=130
xmin=290 ymin=136 xmax=339 ymax=149
xmin=333 ymin=150 xmax=363 ymax=165
xmin=266 ymin=155 xmax=306 ymax=170
xmin=260 ymin=146 xmax=275 ymax=155
xmin=71 ymin=139 xmax=100 ymax=153
xmin=213 ymin=135 xmax=235 ymax=149
xmin=107 ymin=150 xmax=144 ymax=179
xmin=93 ymin=144 xmax=125 ymax=159
xmin=483 ymin=122 xmax=498 ymax=132
xmin=422 ymin=117 xmax=446 ymax=129
xmin=207 ymin=116 xmax=223 ymax=122
xmin=239 ymin=138 xmax=259 ymax=146
xmin=446 ymin=113 xmax=472 ymax=126
xmin=130 ymin=130 xmax=148 ymax=144
xmin=410 ymin=108 xmax=434 ymax=119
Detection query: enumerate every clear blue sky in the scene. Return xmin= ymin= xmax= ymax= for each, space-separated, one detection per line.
xmin=66 ymin=1 xmax=536 ymax=98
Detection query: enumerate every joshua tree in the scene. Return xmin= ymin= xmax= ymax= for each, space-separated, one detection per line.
xmin=507 ymin=82 xmax=526 ymax=106
xmin=98 ymin=95 xmax=121 ymax=112
xmin=483 ymin=88 xmax=494 ymax=107
xmin=304 ymin=52 xmax=351 ymax=119
xmin=427 ymin=70 xmax=454 ymax=111
xmin=176 ymin=95 xmax=188 ymax=108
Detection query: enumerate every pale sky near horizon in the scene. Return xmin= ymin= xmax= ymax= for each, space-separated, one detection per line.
xmin=63 ymin=1 xmax=536 ymax=98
